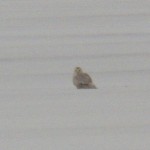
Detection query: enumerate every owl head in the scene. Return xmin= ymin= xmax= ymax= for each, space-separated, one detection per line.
xmin=74 ymin=67 xmax=83 ymax=74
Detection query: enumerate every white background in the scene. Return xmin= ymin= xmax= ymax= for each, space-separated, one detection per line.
xmin=0 ymin=0 xmax=150 ymax=149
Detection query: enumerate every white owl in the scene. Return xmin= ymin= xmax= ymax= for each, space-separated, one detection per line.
xmin=73 ymin=67 xmax=97 ymax=89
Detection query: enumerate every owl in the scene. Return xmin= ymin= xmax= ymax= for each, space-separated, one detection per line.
xmin=73 ymin=67 xmax=97 ymax=89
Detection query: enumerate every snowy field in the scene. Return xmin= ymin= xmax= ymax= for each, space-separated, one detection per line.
xmin=0 ymin=0 xmax=150 ymax=150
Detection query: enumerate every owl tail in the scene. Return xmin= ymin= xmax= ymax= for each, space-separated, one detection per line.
xmin=90 ymin=83 xmax=97 ymax=89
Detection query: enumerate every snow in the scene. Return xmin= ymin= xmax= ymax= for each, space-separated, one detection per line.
xmin=0 ymin=0 xmax=150 ymax=150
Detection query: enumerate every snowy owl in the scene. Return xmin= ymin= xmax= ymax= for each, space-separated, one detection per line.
xmin=73 ymin=67 xmax=97 ymax=89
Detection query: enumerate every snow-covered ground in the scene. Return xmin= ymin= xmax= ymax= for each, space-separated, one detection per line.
xmin=0 ymin=0 xmax=150 ymax=150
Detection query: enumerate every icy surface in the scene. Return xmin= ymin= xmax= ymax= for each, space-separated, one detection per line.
xmin=0 ymin=0 xmax=150 ymax=150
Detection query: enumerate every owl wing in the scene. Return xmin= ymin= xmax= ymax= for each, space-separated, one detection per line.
xmin=78 ymin=73 xmax=92 ymax=84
